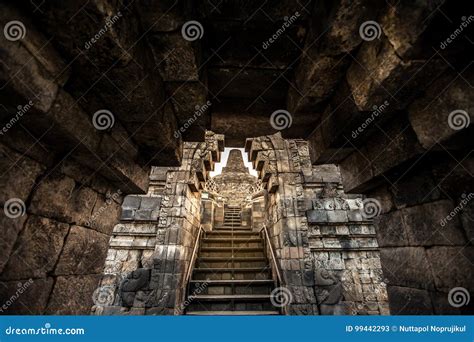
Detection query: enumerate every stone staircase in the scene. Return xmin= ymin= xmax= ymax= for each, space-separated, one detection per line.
xmin=223 ymin=206 xmax=241 ymax=227
xmin=185 ymin=206 xmax=280 ymax=315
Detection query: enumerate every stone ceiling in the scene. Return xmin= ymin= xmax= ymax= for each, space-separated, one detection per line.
xmin=1 ymin=0 xmax=472 ymax=171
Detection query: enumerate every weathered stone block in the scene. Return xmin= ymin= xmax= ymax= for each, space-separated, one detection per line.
xmin=1 ymin=216 xmax=69 ymax=279
xmin=374 ymin=210 xmax=409 ymax=247
xmin=327 ymin=210 xmax=348 ymax=223
xmin=426 ymin=247 xmax=474 ymax=292
xmin=45 ymin=274 xmax=102 ymax=314
xmin=409 ymin=69 xmax=474 ymax=149
xmin=0 ymin=278 xmax=54 ymax=314
xmin=386 ymin=286 xmax=433 ymax=315
xmin=0 ymin=213 xmax=27 ymax=273
xmin=347 ymin=38 xmax=446 ymax=111
xmin=402 ymin=200 xmax=466 ymax=246
xmin=29 ymin=174 xmax=75 ymax=222
xmin=380 ymin=247 xmax=434 ymax=290
xmin=123 ymin=196 xmax=141 ymax=209
xmin=0 ymin=144 xmax=46 ymax=204
xmin=149 ymin=33 xmax=200 ymax=81
xmin=307 ymin=210 xmax=328 ymax=223
xmin=55 ymin=225 xmax=109 ymax=275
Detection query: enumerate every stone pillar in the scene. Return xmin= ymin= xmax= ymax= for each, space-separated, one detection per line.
xmin=246 ymin=133 xmax=389 ymax=315
xmin=247 ymin=133 xmax=318 ymax=314
xmin=305 ymin=165 xmax=389 ymax=315
xmin=93 ymin=132 xmax=224 ymax=315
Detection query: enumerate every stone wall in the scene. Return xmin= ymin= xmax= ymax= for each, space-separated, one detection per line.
xmin=0 ymin=132 xmax=136 ymax=314
xmin=246 ymin=133 xmax=389 ymax=315
xmin=366 ymin=163 xmax=473 ymax=314
xmin=93 ymin=133 xmax=224 ymax=315
xmin=305 ymin=166 xmax=389 ymax=315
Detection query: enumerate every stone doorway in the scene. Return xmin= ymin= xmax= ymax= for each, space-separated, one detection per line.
xmin=92 ymin=132 xmax=389 ymax=315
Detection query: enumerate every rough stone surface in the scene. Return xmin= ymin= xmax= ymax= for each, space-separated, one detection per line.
xmin=386 ymin=286 xmax=433 ymax=315
xmin=55 ymin=226 xmax=110 ymax=275
xmin=0 ymin=278 xmax=54 ymax=314
xmin=46 ymin=275 xmax=102 ymax=315
xmin=380 ymin=247 xmax=434 ymax=290
xmin=1 ymin=215 xmax=69 ymax=279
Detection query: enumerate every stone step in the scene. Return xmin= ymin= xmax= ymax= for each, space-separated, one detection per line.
xmin=198 ymin=256 xmax=267 ymax=262
xmin=206 ymin=231 xmax=259 ymax=236
xmin=200 ymin=247 xmax=264 ymax=252
xmin=200 ymin=248 xmax=264 ymax=258
xmin=192 ymin=267 xmax=271 ymax=280
xmin=203 ymin=237 xmax=262 ymax=242
xmin=186 ymin=301 xmax=276 ymax=312
xmin=186 ymin=310 xmax=280 ymax=315
xmin=190 ymin=294 xmax=271 ymax=301
xmin=200 ymin=251 xmax=265 ymax=258
xmin=196 ymin=260 xmax=268 ymax=269
xmin=201 ymin=240 xmax=263 ymax=248
xmin=213 ymin=228 xmax=253 ymax=232
xmin=202 ymin=238 xmax=262 ymax=243
xmin=193 ymin=267 xmax=270 ymax=273
xmin=189 ymin=279 xmax=274 ymax=285
xmin=189 ymin=280 xmax=274 ymax=295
